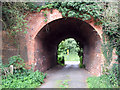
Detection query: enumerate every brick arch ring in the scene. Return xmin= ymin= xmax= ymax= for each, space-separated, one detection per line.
xmin=25 ymin=9 xmax=104 ymax=76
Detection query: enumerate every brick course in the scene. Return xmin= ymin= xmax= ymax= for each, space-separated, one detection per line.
xmin=2 ymin=9 xmax=117 ymax=76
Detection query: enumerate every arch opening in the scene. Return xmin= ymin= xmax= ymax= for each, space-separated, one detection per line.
xmin=34 ymin=17 xmax=102 ymax=75
xmin=57 ymin=38 xmax=82 ymax=65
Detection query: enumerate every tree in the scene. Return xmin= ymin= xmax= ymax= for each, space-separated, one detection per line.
xmin=58 ymin=38 xmax=80 ymax=56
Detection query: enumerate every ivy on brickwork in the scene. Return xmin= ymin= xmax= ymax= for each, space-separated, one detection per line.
xmin=2 ymin=2 xmax=29 ymax=35
xmin=2 ymin=1 xmax=119 ymax=87
xmin=27 ymin=2 xmax=119 ymax=62
xmin=27 ymin=2 xmax=104 ymax=25
xmin=101 ymin=2 xmax=120 ymax=87
xmin=2 ymin=1 xmax=119 ymax=65
xmin=2 ymin=2 xmax=29 ymax=49
xmin=26 ymin=1 xmax=120 ymax=87
xmin=101 ymin=2 xmax=120 ymax=65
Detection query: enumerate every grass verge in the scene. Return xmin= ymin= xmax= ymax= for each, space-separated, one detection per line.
xmin=86 ymin=75 xmax=117 ymax=88
xmin=64 ymin=54 xmax=80 ymax=61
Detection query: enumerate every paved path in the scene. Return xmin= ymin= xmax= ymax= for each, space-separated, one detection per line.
xmin=40 ymin=63 xmax=92 ymax=88
xmin=65 ymin=61 xmax=80 ymax=64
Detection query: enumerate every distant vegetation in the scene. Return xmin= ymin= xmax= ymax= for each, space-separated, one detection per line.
xmin=1 ymin=1 xmax=119 ymax=88
xmin=57 ymin=38 xmax=84 ymax=66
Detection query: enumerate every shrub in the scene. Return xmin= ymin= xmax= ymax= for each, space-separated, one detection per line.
xmin=1 ymin=55 xmax=47 ymax=88
xmin=87 ymin=75 xmax=113 ymax=88
xmin=79 ymin=56 xmax=85 ymax=68
xmin=2 ymin=70 xmax=47 ymax=88
xmin=87 ymin=63 xmax=119 ymax=88
xmin=57 ymin=56 xmax=65 ymax=66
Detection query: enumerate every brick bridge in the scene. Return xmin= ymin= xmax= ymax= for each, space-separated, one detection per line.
xmin=3 ymin=9 xmax=106 ymax=76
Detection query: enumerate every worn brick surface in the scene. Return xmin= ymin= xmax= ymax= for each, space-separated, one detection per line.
xmin=2 ymin=9 xmax=117 ymax=76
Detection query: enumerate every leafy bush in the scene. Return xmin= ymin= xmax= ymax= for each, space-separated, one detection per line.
xmin=1 ymin=55 xmax=26 ymax=75
xmin=8 ymin=55 xmax=25 ymax=69
xmin=57 ymin=38 xmax=82 ymax=65
xmin=2 ymin=2 xmax=28 ymax=34
xmin=107 ymin=64 xmax=119 ymax=87
xmin=57 ymin=56 xmax=65 ymax=66
xmin=79 ymin=64 xmax=85 ymax=68
xmin=87 ymin=63 xmax=119 ymax=88
xmin=58 ymin=38 xmax=80 ymax=56
xmin=2 ymin=2 xmax=119 ymax=88
xmin=1 ymin=55 xmax=47 ymax=88
xmin=87 ymin=75 xmax=113 ymax=88
xmin=2 ymin=70 xmax=47 ymax=88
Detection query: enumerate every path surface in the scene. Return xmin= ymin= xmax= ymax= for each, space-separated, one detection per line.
xmin=40 ymin=62 xmax=92 ymax=88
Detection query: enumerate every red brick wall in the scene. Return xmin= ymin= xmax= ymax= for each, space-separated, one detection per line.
xmin=24 ymin=9 xmax=105 ymax=76
xmin=2 ymin=9 xmax=108 ymax=76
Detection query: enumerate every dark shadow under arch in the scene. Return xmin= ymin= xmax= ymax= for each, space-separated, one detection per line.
xmin=34 ymin=17 xmax=102 ymax=75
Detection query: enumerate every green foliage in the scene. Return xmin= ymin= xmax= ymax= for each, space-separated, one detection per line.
xmin=2 ymin=70 xmax=47 ymax=88
xmin=68 ymin=11 xmax=76 ymax=17
xmin=64 ymin=54 xmax=80 ymax=61
xmin=2 ymin=2 xmax=119 ymax=88
xmin=1 ymin=55 xmax=26 ymax=76
xmin=80 ymin=56 xmax=83 ymax=64
xmin=8 ymin=55 xmax=25 ymax=68
xmin=87 ymin=63 xmax=119 ymax=88
xmin=87 ymin=75 xmax=113 ymax=88
xmin=106 ymin=64 xmax=119 ymax=87
xmin=2 ymin=2 xmax=29 ymax=36
xmin=3 ymin=2 xmax=119 ymax=63
xmin=44 ymin=2 xmax=103 ymax=23
xmin=35 ymin=2 xmax=119 ymax=57
xmin=79 ymin=56 xmax=85 ymax=68
xmin=79 ymin=64 xmax=85 ymax=68
xmin=101 ymin=4 xmax=119 ymax=88
xmin=57 ymin=56 xmax=65 ymax=66
xmin=57 ymin=38 xmax=84 ymax=65
xmin=0 ymin=56 xmax=2 ymax=68
xmin=1 ymin=55 xmax=47 ymax=88
xmin=57 ymin=38 xmax=84 ymax=67
xmin=100 ymin=3 xmax=119 ymax=88
xmin=59 ymin=80 xmax=70 ymax=88
xmin=57 ymin=38 xmax=81 ymax=65
xmin=26 ymin=2 xmax=103 ymax=25
xmin=58 ymin=38 xmax=80 ymax=56
xmin=42 ymin=10 xmax=48 ymax=22
xmin=101 ymin=41 xmax=113 ymax=65
xmin=44 ymin=19 xmax=47 ymax=22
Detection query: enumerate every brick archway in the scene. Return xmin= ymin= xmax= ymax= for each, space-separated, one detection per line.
xmin=25 ymin=9 xmax=104 ymax=76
